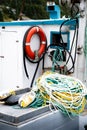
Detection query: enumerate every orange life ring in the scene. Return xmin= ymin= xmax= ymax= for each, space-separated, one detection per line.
xmin=24 ymin=26 xmax=47 ymax=60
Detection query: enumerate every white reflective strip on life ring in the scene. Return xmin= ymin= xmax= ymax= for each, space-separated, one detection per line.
xmin=41 ymin=41 xmax=46 ymax=44
xmin=25 ymin=42 xmax=30 ymax=46
xmin=36 ymin=27 xmax=39 ymax=32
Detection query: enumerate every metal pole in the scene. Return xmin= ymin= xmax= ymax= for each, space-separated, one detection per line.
xmin=84 ymin=0 xmax=87 ymax=85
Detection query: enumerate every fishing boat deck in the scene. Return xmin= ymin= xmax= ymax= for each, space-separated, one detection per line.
xmin=0 ymin=103 xmax=79 ymax=130
xmin=0 ymin=45 xmax=86 ymax=130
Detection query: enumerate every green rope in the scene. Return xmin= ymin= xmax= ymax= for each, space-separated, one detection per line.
xmin=36 ymin=71 xmax=86 ymax=116
xmin=13 ymin=91 xmax=46 ymax=109
xmin=29 ymin=91 xmax=46 ymax=108
xmin=52 ymin=48 xmax=64 ymax=72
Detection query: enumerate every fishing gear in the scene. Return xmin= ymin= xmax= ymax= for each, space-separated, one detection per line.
xmin=0 ymin=90 xmax=15 ymax=101
xmin=35 ymin=71 xmax=87 ymax=116
xmin=18 ymin=90 xmax=36 ymax=108
xmin=23 ymin=18 xmax=79 ymax=87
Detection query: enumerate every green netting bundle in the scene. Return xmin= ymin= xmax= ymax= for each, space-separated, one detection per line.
xmin=35 ymin=71 xmax=87 ymax=116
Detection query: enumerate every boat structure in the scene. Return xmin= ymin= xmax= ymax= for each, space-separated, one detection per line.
xmin=0 ymin=0 xmax=87 ymax=130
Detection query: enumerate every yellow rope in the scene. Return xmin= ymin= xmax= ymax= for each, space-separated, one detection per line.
xmin=36 ymin=71 xmax=86 ymax=116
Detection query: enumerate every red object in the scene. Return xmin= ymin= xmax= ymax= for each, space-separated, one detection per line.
xmin=24 ymin=26 xmax=47 ymax=60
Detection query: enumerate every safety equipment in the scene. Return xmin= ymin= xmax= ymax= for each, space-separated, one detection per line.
xmin=24 ymin=26 xmax=47 ymax=60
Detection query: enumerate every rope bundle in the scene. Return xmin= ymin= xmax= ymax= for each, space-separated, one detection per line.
xmin=36 ymin=71 xmax=86 ymax=116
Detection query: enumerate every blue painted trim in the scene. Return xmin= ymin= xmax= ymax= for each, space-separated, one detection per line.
xmin=0 ymin=19 xmax=76 ymax=29
xmin=50 ymin=31 xmax=70 ymax=50
xmin=47 ymin=5 xmax=61 ymax=19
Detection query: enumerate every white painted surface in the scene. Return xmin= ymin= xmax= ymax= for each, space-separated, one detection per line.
xmin=0 ymin=24 xmax=70 ymax=91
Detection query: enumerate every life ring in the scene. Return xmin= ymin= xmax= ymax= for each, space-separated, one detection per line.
xmin=24 ymin=26 xmax=47 ymax=60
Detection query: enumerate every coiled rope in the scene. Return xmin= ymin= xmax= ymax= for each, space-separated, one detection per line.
xmin=35 ymin=71 xmax=86 ymax=116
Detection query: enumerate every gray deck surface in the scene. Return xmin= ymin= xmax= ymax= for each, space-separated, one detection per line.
xmin=0 ymin=103 xmax=50 ymax=125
